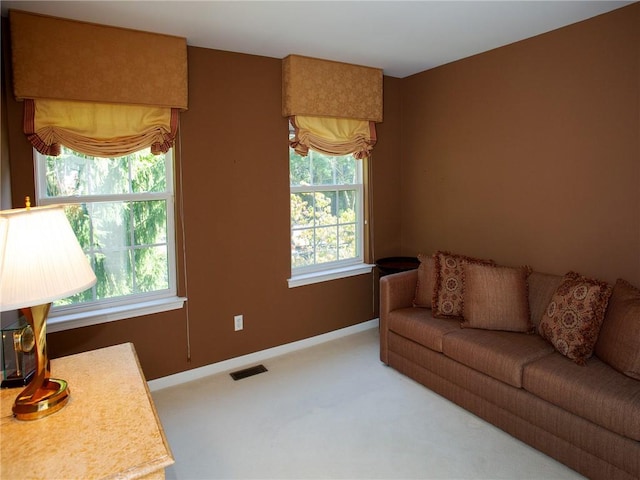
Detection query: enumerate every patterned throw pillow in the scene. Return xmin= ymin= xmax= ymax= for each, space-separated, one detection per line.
xmin=539 ymin=271 xmax=613 ymax=365
xmin=594 ymin=278 xmax=640 ymax=379
xmin=461 ymin=263 xmax=534 ymax=332
xmin=431 ymin=251 xmax=494 ymax=319
xmin=413 ymin=253 xmax=436 ymax=308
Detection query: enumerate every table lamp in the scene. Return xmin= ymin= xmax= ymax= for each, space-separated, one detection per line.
xmin=0 ymin=198 xmax=96 ymax=420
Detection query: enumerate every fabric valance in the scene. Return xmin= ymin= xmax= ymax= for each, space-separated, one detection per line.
xmin=289 ymin=116 xmax=377 ymax=160
xmin=24 ymin=99 xmax=179 ymax=157
xmin=9 ymin=9 xmax=188 ymax=110
xmin=282 ymin=55 xmax=382 ymax=122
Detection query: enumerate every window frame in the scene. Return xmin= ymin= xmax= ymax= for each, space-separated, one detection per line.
xmin=288 ymin=139 xmax=373 ymax=288
xmin=33 ymin=147 xmax=185 ymax=332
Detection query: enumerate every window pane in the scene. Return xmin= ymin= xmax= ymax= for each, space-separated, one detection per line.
xmin=63 ymin=204 xmax=92 ymax=250
xmin=45 ymin=153 xmax=89 ymax=197
xmin=133 ymin=200 xmax=167 ymax=245
xmin=134 ymin=246 xmax=169 ymax=293
xmin=44 ymin=150 xmax=129 ymax=196
xmin=91 ymin=202 xmax=132 ymax=249
xmin=315 ymin=191 xmax=337 ymax=226
xmin=291 ymin=193 xmax=315 ymax=228
xmin=339 ymin=224 xmax=357 ymax=260
xmin=335 ymin=156 xmax=357 ymax=184
xmin=132 ymin=150 xmax=167 ymax=193
xmin=42 ymin=146 xmax=169 ymax=198
xmin=311 ymin=152 xmax=334 ymax=185
xmin=289 ymin=148 xmax=311 ymax=186
xmin=338 ymin=190 xmax=357 ymax=224
xmin=315 ymin=226 xmax=338 ymax=263
xmin=89 ymin=156 xmax=129 ymax=195
xmin=95 ymin=250 xmax=134 ymax=299
xmin=292 ymin=229 xmax=314 ymax=268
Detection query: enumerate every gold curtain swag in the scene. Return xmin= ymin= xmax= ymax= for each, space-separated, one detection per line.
xmin=24 ymin=99 xmax=179 ymax=157
xmin=289 ymin=116 xmax=377 ymax=160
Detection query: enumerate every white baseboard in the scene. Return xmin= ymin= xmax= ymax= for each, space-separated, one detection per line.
xmin=148 ymin=318 xmax=379 ymax=392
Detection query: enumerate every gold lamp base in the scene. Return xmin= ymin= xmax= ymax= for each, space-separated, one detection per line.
xmin=12 ymin=378 xmax=70 ymax=421
xmin=12 ymin=304 xmax=71 ymax=421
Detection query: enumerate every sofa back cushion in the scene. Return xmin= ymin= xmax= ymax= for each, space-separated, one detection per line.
xmin=413 ymin=253 xmax=435 ymax=308
xmin=527 ymin=272 xmax=564 ymax=328
xmin=595 ymin=278 xmax=640 ymax=380
xmin=461 ymin=263 xmax=534 ymax=333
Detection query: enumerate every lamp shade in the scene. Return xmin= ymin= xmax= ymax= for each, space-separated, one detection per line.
xmin=0 ymin=205 xmax=96 ymax=311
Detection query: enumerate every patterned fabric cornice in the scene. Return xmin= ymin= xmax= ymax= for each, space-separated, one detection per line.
xmin=10 ymin=9 xmax=188 ymax=110
xmin=282 ymin=55 xmax=383 ymax=122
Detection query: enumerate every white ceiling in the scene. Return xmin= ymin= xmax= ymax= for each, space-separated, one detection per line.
xmin=1 ymin=1 xmax=634 ymax=78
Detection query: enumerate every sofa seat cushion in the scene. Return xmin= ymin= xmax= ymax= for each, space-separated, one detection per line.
xmin=523 ymin=353 xmax=640 ymax=441
xmin=442 ymin=329 xmax=554 ymax=388
xmin=388 ymin=308 xmax=460 ymax=353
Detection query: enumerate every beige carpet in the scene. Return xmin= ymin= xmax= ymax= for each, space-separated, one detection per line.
xmin=151 ymin=327 xmax=584 ymax=480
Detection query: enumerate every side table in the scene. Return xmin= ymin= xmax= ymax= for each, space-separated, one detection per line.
xmin=1 ymin=343 xmax=174 ymax=479
xmin=375 ymin=256 xmax=420 ymax=276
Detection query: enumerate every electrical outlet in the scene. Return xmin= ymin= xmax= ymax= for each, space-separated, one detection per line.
xmin=234 ymin=314 xmax=243 ymax=331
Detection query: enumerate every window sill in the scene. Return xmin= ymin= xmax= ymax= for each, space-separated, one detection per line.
xmin=288 ymin=264 xmax=374 ymax=288
xmin=47 ymin=296 xmax=187 ymax=333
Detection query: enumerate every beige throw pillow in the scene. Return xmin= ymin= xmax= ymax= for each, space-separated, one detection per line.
xmin=539 ymin=271 xmax=613 ymax=365
xmin=461 ymin=264 xmax=534 ymax=333
xmin=595 ymin=278 xmax=640 ymax=380
xmin=413 ymin=253 xmax=436 ymax=308
xmin=432 ymin=251 xmax=494 ymax=319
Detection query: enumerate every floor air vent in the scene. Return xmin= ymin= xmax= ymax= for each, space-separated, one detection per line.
xmin=230 ymin=364 xmax=268 ymax=381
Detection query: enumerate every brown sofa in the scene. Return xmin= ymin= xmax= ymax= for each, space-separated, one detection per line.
xmin=380 ymin=255 xmax=640 ymax=480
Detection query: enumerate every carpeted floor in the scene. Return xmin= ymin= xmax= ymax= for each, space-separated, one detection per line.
xmin=151 ymin=327 xmax=584 ymax=480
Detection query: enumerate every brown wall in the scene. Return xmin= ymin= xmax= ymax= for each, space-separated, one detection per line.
xmin=399 ymin=4 xmax=640 ymax=286
xmin=1 ymin=34 xmax=402 ymax=379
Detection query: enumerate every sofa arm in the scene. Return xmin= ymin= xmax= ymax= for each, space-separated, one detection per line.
xmin=380 ymin=269 xmax=419 ymax=314
xmin=380 ymin=269 xmax=418 ymax=364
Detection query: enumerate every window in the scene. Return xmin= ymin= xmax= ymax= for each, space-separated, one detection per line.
xmin=289 ymin=133 xmax=369 ymax=287
xmin=34 ymin=145 xmax=182 ymax=329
